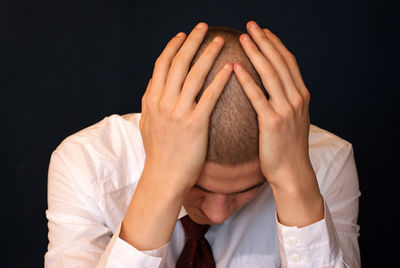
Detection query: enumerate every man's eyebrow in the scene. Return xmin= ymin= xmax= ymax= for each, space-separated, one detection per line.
xmin=193 ymin=181 xmax=266 ymax=195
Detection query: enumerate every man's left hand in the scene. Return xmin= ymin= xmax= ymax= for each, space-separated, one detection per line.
xmin=233 ymin=21 xmax=324 ymax=227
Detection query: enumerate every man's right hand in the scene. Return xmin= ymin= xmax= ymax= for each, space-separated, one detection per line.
xmin=140 ymin=22 xmax=232 ymax=194
xmin=120 ymin=22 xmax=232 ymax=251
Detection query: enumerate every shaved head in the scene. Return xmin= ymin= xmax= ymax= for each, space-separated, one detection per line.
xmin=191 ymin=26 xmax=268 ymax=166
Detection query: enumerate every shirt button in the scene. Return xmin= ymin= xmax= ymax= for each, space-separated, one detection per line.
xmin=289 ymin=252 xmax=302 ymax=263
xmin=286 ymin=237 xmax=298 ymax=247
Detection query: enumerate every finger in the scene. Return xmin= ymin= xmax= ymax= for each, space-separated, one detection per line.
xmin=239 ymin=33 xmax=289 ymax=107
xmin=161 ymin=22 xmax=209 ymax=104
xmin=246 ymin=21 xmax=300 ymax=103
xmin=262 ymin=28 xmax=310 ymax=101
xmin=233 ymin=62 xmax=275 ymax=117
xmin=141 ymin=78 xmax=152 ymax=115
xmin=191 ymin=63 xmax=233 ymax=121
xmin=149 ymin=32 xmax=187 ymax=99
xmin=140 ymin=78 xmax=152 ymax=131
xmin=176 ymin=36 xmax=225 ymax=113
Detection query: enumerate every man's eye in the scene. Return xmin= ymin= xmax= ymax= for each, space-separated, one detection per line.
xmin=193 ymin=185 xmax=214 ymax=193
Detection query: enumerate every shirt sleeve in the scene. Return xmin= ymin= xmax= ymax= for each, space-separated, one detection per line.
xmin=97 ymin=223 xmax=170 ymax=267
xmin=45 ymin=150 xmax=170 ymax=268
xmin=275 ymin=143 xmax=361 ymax=268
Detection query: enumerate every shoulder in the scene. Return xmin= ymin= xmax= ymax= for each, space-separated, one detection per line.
xmin=308 ymin=124 xmax=356 ymax=192
xmin=51 ymin=113 xmax=145 ymax=195
xmin=309 ymin=124 xmax=353 ymax=162
xmin=57 ymin=113 xmax=142 ymax=151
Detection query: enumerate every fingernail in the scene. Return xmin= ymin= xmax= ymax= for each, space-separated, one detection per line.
xmin=264 ymin=28 xmax=273 ymax=35
xmin=249 ymin=21 xmax=258 ymax=29
xmin=235 ymin=63 xmax=243 ymax=70
xmin=241 ymin=34 xmax=250 ymax=41
xmin=196 ymin=22 xmax=206 ymax=29
xmin=224 ymin=63 xmax=231 ymax=69
xmin=213 ymin=36 xmax=223 ymax=44
xmin=176 ymin=32 xmax=185 ymax=37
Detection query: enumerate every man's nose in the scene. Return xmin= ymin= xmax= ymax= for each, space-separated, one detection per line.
xmin=201 ymin=194 xmax=232 ymax=225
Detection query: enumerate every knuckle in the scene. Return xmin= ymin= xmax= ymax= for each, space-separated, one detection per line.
xmin=185 ymin=117 xmax=196 ymax=131
xmin=292 ymin=93 xmax=304 ymax=109
xmin=170 ymin=55 xmax=179 ymax=66
xmin=186 ymin=115 xmax=203 ymax=132
xmin=188 ymin=64 xmax=207 ymax=82
xmin=200 ymin=88 xmax=212 ymax=100
xmin=253 ymin=87 xmax=265 ymax=100
xmin=198 ymin=49 xmax=216 ymax=66
xmin=141 ymin=94 xmax=146 ymax=106
xmin=207 ymin=39 xmax=221 ymax=50
xmin=170 ymin=107 xmax=185 ymax=121
xmin=260 ymin=33 xmax=269 ymax=42
xmin=147 ymin=95 xmax=159 ymax=108
xmin=303 ymin=89 xmax=311 ymax=103
xmin=166 ymin=37 xmax=180 ymax=49
xmin=241 ymin=72 xmax=253 ymax=84
xmin=275 ymin=53 xmax=287 ymax=65
xmin=282 ymin=105 xmax=295 ymax=118
xmin=172 ymin=53 xmax=190 ymax=67
xmin=267 ymin=114 xmax=283 ymax=128
xmin=158 ymin=99 xmax=172 ymax=114
xmin=154 ymin=56 xmax=164 ymax=69
xmin=263 ymin=65 xmax=277 ymax=78
xmin=197 ymin=89 xmax=214 ymax=107
xmin=286 ymin=51 xmax=297 ymax=63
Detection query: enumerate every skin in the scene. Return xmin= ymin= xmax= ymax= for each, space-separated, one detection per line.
xmin=183 ymin=160 xmax=266 ymax=225
xmin=120 ymin=21 xmax=324 ymax=251
xmin=234 ymin=21 xmax=323 ymax=227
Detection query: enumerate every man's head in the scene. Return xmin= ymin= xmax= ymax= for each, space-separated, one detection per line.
xmin=183 ymin=160 xmax=266 ymax=225
xmin=192 ymin=26 xmax=268 ymax=166
xmin=183 ymin=26 xmax=269 ymax=225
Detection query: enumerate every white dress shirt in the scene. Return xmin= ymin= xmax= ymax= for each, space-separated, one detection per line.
xmin=45 ymin=113 xmax=361 ymax=267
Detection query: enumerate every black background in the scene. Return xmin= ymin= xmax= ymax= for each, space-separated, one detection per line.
xmin=1 ymin=0 xmax=399 ymax=267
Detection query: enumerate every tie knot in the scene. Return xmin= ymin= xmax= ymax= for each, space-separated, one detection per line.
xmin=180 ymin=215 xmax=211 ymax=241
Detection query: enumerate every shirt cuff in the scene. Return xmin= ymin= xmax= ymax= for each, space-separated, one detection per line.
xmin=97 ymin=222 xmax=170 ymax=268
xmin=275 ymin=199 xmax=343 ymax=267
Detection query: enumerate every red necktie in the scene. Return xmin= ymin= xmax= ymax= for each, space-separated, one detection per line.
xmin=176 ymin=215 xmax=216 ymax=268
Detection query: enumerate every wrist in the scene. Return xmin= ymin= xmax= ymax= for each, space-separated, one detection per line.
xmin=266 ymin=159 xmax=316 ymax=190
xmin=142 ymin=161 xmax=194 ymax=197
xmin=120 ymin=164 xmax=191 ymax=250
xmin=274 ymin=191 xmax=324 ymax=227
xmin=268 ymin=165 xmax=324 ymax=227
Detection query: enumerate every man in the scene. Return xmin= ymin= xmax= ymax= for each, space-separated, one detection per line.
xmin=45 ymin=21 xmax=361 ymax=267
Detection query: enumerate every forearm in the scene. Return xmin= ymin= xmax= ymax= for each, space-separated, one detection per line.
xmin=270 ymin=163 xmax=324 ymax=228
xmin=119 ymin=164 xmax=188 ymax=251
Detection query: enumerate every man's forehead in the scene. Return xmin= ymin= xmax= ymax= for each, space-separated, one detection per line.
xmin=194 ymin=181 xmax=266 ymax=195
xmin=202 ymin=160 xmax=261 ymax=176
xmin=195 ymin=160 xmax=265 ymax=193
